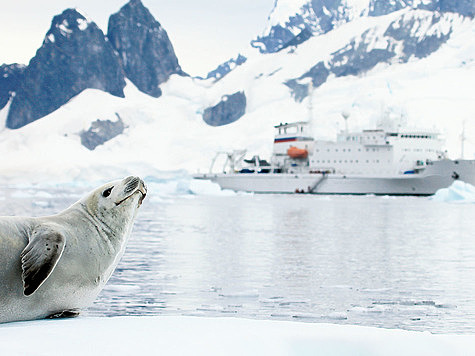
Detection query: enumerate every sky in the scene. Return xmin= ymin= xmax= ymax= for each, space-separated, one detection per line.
xmin=0 ymin=0 xmax=274 ymax=77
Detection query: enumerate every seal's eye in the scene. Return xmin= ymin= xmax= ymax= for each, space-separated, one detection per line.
xmin=102 ymin=187 xmax=113 ymax=198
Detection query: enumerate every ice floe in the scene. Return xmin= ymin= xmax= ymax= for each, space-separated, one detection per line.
xmin=0 ymin=316 xmax=474 ymax=356
xmin=432 ymin=180 xmax=475 ymax=203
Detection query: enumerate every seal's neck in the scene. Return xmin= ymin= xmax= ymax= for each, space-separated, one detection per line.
xmin=74 ymin=203 xmax=124 ymax=255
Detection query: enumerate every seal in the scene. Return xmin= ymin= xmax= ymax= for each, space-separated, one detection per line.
xmin=0 ymin=176 xmax=147 ymax=323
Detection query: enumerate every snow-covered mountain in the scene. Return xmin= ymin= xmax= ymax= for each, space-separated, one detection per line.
xmin=251 ymin=0 xmax=474 ymax=54
xmin=0 ymin=0 xmax=473 ymax=184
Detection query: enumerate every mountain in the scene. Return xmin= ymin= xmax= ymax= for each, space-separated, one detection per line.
xmin=108 ymin=0 xmax=184 ymax=98
xmin=0 ymin=63 xmax=25 ymax=111
xmin=251 ymin=0 xmax=474 ymax=54
xmin=0 ymin=0 xmax=473 ymax=183
xmin=6 ymin=9 xmax=125 ymax=130
xmin=2 ymin=0 xmax=183 ymax=129
xmin=285 ymin=9 xmax=457 ymax=101
xmin=206 ymin=54 xmax=247 ymax=81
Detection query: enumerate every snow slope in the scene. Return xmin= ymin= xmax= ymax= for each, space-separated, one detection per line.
xmin=0 ymin=10 xmax=473 ymax=184
xmin=1 ymin=316 xmax=474 ymax=356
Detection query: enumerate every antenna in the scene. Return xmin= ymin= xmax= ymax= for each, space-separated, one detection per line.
xmin=307 ymin=80 xmax=314 ymax=123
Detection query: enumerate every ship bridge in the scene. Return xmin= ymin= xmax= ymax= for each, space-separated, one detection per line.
xmin=273 ymin=121 xmax=314 ymax=156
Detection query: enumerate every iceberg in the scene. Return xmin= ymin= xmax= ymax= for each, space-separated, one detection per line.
xmin=432 ymin=180 xmax=475 ymax=203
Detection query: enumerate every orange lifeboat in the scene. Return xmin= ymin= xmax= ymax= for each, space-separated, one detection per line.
xmin=287 ymin=146 xmax=308 ymax=159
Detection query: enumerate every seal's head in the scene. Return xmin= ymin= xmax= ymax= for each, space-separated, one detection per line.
xmin=81 ymin=176 xmax=147 ymax=231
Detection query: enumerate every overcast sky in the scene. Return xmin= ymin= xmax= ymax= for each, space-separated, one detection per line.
xmin=0 ymin=0 xmax=274 ymax=76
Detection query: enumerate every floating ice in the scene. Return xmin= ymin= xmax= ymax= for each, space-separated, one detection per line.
xmin=326 ymin=312 xmax=348 ymax=320
xmin=432 ymin=181 xmax=475 ymax=203
xmin=2 ymin=316 xmax=474 ymax=356
xmin=144 ymin=173 xmax=235 ymax=198
xmin=187 ymin=179 xmax=236 ymax=196
xmin=102 ymin=285 xmax=141 ymax=293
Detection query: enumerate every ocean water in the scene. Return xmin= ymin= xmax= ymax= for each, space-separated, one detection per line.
xmin=1 ymin=184 xmax=474 ymax=334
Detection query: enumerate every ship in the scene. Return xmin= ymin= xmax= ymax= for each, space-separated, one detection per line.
xmin=194 ymin=121 xmax=475 ymax=195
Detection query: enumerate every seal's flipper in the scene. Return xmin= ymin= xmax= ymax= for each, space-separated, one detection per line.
xmin=47 ymin=309 xmax=80 ymax=319
xmin=20 ymin=226 xmax=65 ymax=296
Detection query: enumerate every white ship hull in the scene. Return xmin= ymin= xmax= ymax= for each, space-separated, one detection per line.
xmin=195 ymin=160 xmax=475 ymax=195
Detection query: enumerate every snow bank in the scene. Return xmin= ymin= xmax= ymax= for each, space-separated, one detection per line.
xmin=432 ymin=180 xmax=475 ymax=203
xmin=0 ymin=316 xmax=473 ymax=356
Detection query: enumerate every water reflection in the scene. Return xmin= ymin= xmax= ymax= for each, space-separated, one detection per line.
xmin=1 ymin=186 xmax=474 ymax=333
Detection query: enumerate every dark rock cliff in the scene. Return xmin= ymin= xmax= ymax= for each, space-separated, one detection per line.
xmin=203 ymin=92 xmax=247 ymax=126
xmin=0 ymin=64 xmax=25 ymax=111
xmin=6 ymin=9 xmax=125 ymax=129
xmin=108 ymin=0 xmax=184 ymax=97
xmin=206 ymin=54 xmax=247 ymax=81
xmin=80 ymin=113 xmax=125 ymax=150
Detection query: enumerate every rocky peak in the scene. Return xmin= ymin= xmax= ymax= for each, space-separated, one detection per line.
xmin=6 ymin=8 xmax=125 ymax=129
xmin=251 ymin=0 xmax=361 ymax=53
xmin=206 ymin=54 xmax=247 ymax=81
xmin=108 ymin=0 xmax=184 ymax=97
xmin=0 ymin=63 xmax=26 ymax=111
xmin=252 ymin=0 xmax=473 ymax=54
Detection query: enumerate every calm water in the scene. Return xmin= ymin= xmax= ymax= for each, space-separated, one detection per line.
xmin=1 ymin=185 xmax=475 ymax=333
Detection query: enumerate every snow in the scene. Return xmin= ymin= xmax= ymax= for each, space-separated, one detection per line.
xmin=0 ymin=316 xmax=474 ymax=356
xmin=265 ymin=0 xmax=309 ymax=30
xmin=0 ymin=10 xmax=473 ymax=185
xmin=73 ymin=8 xmax=93 ymax=24
xmin=263 ymin=0 xmax=372 ymax=35
xmin=77 ymin=18 xmax=88 ymax=31
xmin=432 ymin=180 xmax=475 ymax=203
xmin=58 ymin=20 xmax=73 ymax=35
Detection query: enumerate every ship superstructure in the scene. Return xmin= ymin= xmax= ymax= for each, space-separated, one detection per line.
xmin=271 ymin=121 xmax=446 ymax=176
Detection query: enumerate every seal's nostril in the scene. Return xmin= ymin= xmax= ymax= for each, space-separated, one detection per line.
xmin=124 ymin=176 xmax=134 ymax=184
xmin=124 ymin=177 xmax=140 ymax=194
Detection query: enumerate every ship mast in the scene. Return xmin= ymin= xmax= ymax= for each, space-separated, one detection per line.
xmin=307 ymin=80 xmax=313 ymax=123
xmin=461 ymin=120 xmax=466 ymax=159
xmin=341 ymin=111 xmax=350 ymax=135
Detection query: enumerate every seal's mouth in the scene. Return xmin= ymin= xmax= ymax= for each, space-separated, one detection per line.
xmin=115 ymin=181 xmax=147 ymax=207
xmin=137 ymin=186 xmax=147 ymax=206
